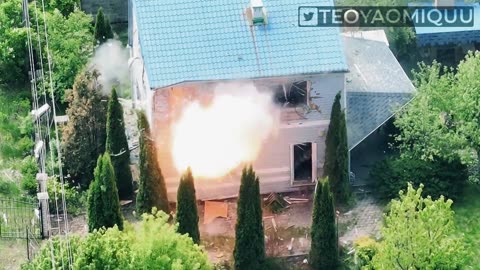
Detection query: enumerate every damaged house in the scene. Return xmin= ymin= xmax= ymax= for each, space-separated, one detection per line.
xmin=128 ymin=0 xmax=414 ymax=200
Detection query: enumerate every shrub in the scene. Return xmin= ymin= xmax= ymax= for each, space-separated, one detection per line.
xmin=371 ymin=184 xmax=466 ymax=269
xmin=47 ymin=177 xmax=86 ymax=216
xmin=0 ymin=177 xmax=20 ymax=197
xmin=20 ymin=156 xmax=38 ymax=195
xmin=370 ymin=156 xmax=467 ymax=200
xmin=353 ymin=236 xmax=378 ymax=269
xmin=22 ymin=211 xmax=212 ymax=270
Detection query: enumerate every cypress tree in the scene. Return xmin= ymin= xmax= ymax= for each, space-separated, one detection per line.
xmin=104 ymin=18 xmax=114 ymax=40
xmin=136 ymin=111 xmax=170 ymax=215
xmin=310 ymin=179 xmax=338 ymax=269
xmin=106 ymin=88 xmax=133 ymax=199
xmin=176 ymin=167 xmax=200 ymax=244
xmin=337 ymin=111 xmax=350 ymax=201
xmin=87 ymin=153 xmax=124 ymax=232
xmin=94 ymin=8 xmax=113 ymax=44
xmin=323 ymin=92 xmax=350 ymax=202
xmin=234 ymin=166 xmax=265 ymax=270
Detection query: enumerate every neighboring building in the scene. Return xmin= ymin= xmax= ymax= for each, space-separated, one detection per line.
xmin=129 ymin=0 xmax=414 ymax=200
xmin=411 ymin=0 xmax=480 ymax=66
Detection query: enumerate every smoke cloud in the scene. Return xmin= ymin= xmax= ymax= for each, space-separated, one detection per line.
xmin=172 ymin=83 xmax=280 ymax=179
xmin=89 ymin=39 xmax=129 ymax=95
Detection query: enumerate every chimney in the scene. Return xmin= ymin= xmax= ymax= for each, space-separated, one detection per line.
xmin=250 ymin=0 xmax=267 ymax=25
xmin=435 ymin=0 xmax=456 ymax=9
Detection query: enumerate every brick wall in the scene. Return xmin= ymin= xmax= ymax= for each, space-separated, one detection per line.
xmin=81 ymin=0 xmax=127 ymax=24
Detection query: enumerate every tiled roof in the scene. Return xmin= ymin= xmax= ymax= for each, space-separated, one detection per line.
xmin=343 ymin=34 xmax=415 ymax=149
xmin=411 ymin=2 xmax=480 ymax=46
xmin=347 ymin=92 xmax=413 ymax=149
xmin=132 ymin=0 xmax=348 ymax=89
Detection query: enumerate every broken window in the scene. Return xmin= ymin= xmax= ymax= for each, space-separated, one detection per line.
xmin=293 ymin=142 xmax=313 ymax=182
xmin=273 ymin=81 xmax=308 ymax=108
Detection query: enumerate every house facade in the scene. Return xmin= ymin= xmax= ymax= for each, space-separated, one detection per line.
xmin=129 ymin=0 xmax=414 ymax=200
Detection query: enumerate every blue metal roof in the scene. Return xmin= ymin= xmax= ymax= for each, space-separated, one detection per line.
xmin=132 ymin=0 xmax=348 ymax=89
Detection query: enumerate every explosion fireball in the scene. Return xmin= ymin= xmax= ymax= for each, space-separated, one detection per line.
xmin=172 ymin=83 xmax=279 ymax=178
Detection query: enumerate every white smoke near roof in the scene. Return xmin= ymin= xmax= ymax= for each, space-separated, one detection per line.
xmin=89 ymin=39 xmax=129 ymax=95
xmin=172 ymin=83 xmax=280 ymax=179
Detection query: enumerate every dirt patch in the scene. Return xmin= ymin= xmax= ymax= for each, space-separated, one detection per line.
xmin=0 ymin=239 xmax=29 ymax=270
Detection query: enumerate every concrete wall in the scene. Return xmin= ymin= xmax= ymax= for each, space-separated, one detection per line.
xmin=81 ymin=0 xmax=127 ymax=23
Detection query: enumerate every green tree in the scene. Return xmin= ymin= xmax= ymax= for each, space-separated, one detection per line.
xmin=87 ymin=153 xmax=123 ymax=232
xmin=234 ymin=166 xmax=265 ymax=270
xmin=39 ymin=9 xmax=94 ymax=102
xmin=371 ymin=183 xmax=466 ymax=269
xmin=94 ymin=8 xmax=113 ymax=45
xmin=395 ymin=53 xmax=480 ymax=182
xmin=136 ymin=111 xmax=169 ymax=215
xmin=22 ymin=211 xmax=212 ymax=270
xmin=47 ymin=0 xmax=79 ymax=16
xmin=62 ymin=69 xmax=106 ymax=187
xmin=0 ymin=0 xmax=28 ymax=86
xmin=370 ymin=156 xmax=467 ymax=200
xmin=106 ymin=88 xmax=133 ymax=199
xmin=310 ymin=179 xmax=338 ymax=270
xmin=323 ymin=92 xmax=350 ymax=202
xmin=176 ymin=167 xmax=200 ymax=244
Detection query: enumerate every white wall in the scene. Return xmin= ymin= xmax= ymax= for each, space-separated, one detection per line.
xmin=129 ymin=9 xmax=154 ymax=124
xmin=149 ymin=73 xmax=345 ymax=200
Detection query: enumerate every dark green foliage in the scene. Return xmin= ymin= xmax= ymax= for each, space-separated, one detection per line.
xmin=176 ymin=167 xmax=200 ymax=244
xmin=370 ymin=156 xmax=467 ymax=200
xmin=106 ymin=88 xmax=133 ymax=199
xmin=0 ymin=90 xmax=33 ymax=160
xmin=310 ymin=179 xmax=338 ymax=269
xmin=62 ymin=69 xmax=106 ymax=187
xmin=94 ymin=8 xmax=113 ymax=45
xmin=135 ymin=111 xmax=170 ymax=215
xmin=47 ymin=0 xmax=80 ymax=16
xmin=104 ymin=18 xmax=114 ymax=40
xmin=22 ymin=212 xmax=211 ymax=270
xmin=234 ymin=166 xmax=265 ymax=270
xmin=0 ymin=178 xmax=20 ymax=197
xmin=48 ymin=177 xmax=86 ymax=216
xmin=87 ymin=153 xmax=123 ymax=232
xmin=0 ymin=0 xmax=28 ymax=86
xmin=324 ymin=92 xmax=351 ymax=202
xmin=20 ymin=156 xmax=39 ymax=195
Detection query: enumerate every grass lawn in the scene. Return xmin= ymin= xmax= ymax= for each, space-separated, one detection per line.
xmin=454 ymin=183 xmax=480 ymax=269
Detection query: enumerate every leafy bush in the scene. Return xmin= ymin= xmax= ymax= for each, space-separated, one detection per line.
xmin=20 ymin=156 xmax=38 ymax=195
xmin=23 ymin=210 xmax=212 ymax=269
xmin=0 ymin=0 xmax=28 ymax=85
xmin=353 ymin=236 xmax=378 ymax=269
xmin=47 ymin=177 xmax=86 ymax=216
xmin=370 ymin=156 xmax=467 ymax=200
xmin=21 ymin=235 xmax=82 ymax=270
xmin=371 ymin=184 xmax=466 ymax=269
xmin=0 ymin=177 xmax=20 ymax=197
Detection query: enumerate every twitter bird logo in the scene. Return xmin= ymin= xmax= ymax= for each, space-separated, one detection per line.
xmin=298 ymin=7 xmax=318 ymax=26
xmin=303 ymin=12 xmax=315 ymax=21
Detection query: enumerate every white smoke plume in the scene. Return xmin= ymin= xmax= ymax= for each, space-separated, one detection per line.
xmin=172 ymin=83 xmax=280 ymax=179
xmin=89 ymin=39 xmax=129 ymax=95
